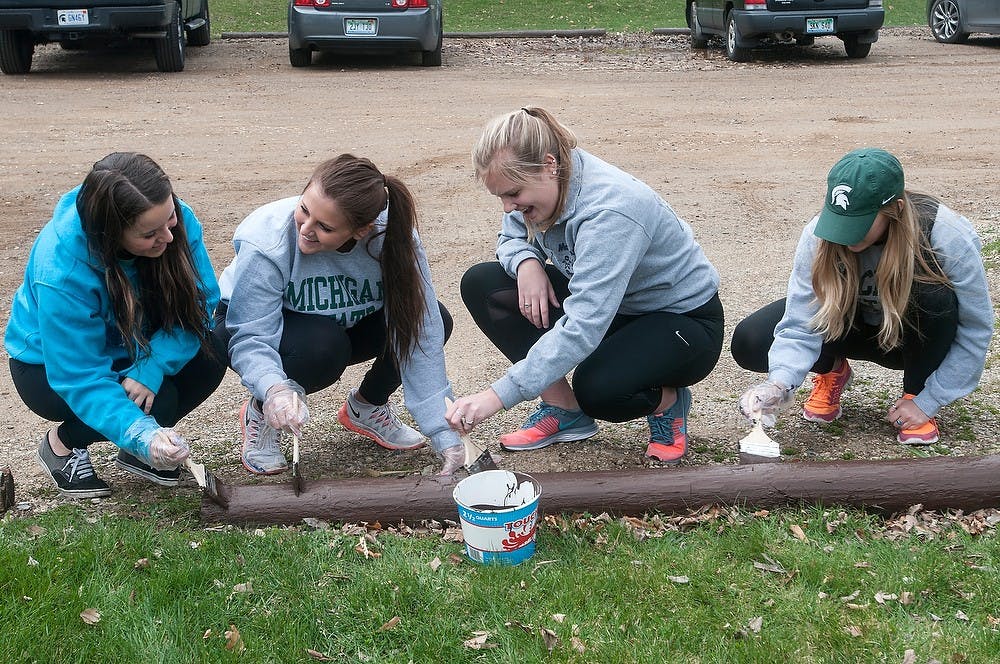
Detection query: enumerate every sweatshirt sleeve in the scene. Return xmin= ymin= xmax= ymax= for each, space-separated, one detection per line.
xmin=397 ymin=235 xmax=461 ymax=452
xmin=224 ymin=236 xmax=292 ymax=402
xmin=911 ymin=212 xmax=994 ymax=417
xmin=495 ymin=210 xmax=548 ymax=277
xmin=766 ymin=220 xmax=825 ymax=391
xmin=491 ymin=209 xmax=647 ymax=408
xmin=122 ymin=204 xmax=220 ymax=393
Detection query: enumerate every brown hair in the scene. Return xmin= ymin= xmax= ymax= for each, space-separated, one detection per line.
xmin=77 ymin=152 xmax=212 ymax=358
xmin=472 ymin=106 xmax=577 ymax=237
xmin=308 ymin=154 xmax=425 ymax=362
xmin=810 ymin=191 xmax=951 ymax=350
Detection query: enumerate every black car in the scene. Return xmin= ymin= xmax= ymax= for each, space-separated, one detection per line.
xmin=927 ymin=0 xmax=1000 ymax=43
xmin=686 ymin=0 xmax=885 ymax=62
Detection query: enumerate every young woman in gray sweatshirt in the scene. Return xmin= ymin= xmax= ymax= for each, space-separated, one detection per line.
xmin=445 ymin=107 xmax=724 ymax=465
xmin=216 ymin=155 xmax=465 ymax=476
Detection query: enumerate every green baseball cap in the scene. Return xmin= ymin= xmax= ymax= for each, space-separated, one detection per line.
xmin=814 ymin=148 xmax=904 ymax=246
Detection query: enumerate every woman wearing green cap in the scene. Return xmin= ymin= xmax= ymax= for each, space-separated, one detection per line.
xmin=732 ymin=147 xmax=993 ymax=445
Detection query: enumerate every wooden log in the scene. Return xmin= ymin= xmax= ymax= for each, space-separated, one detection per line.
xmin=200 ymin=454 xmax=1000 ymax=526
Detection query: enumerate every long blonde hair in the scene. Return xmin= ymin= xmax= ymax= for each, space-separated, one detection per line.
xmin=472 ymin=106 xmax=576 ymax=238
xmin=810 ymin=191 xmax=951 ymax=350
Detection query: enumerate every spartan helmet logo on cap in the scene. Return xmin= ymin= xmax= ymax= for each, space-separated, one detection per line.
xmin=831 ymin=184 xmax=852 ymax=210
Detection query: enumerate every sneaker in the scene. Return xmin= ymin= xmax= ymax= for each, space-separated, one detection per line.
xmin=499 ymin=402 xmax=599 ymax=451
xmin=897 ymin=394 xmax=940 ymax=445
xmin=116 ymin=450 xmax=180 ymax=487
xmin=645 ymin=386 xmax=692 ymax=465
xmin=802 ymin=359 xmax=853 ymax=423
xmin=337 ymin=389 xmax=426 ymax=451
xmin=240 ymin=397 xmax=287 ymax=475
xmin=35 ymin=433 xmax=111 ymax=499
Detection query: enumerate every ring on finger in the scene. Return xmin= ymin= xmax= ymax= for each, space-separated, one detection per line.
xmin=523 ymin=302 xmax=531 ymax=309
xmin=895 ymin=418 xmax=904 ymax=426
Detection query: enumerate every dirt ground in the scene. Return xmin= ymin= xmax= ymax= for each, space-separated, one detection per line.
xmin=1 ymin=27 xmax=998 ymax=513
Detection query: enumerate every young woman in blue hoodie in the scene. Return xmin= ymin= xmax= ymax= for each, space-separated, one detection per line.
xmin=5 ymin=152 xmax=226 ymax=498
xmin=445 ymin=107 xmax=724 ymax=465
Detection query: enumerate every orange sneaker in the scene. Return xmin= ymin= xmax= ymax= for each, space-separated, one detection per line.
xmin=896 ymin=393 xmax=940 ymax=445
xmin=645 ymin=386 xmax=691 ymax=465
xmin=802 ymin=359 xmax=852 ymax=423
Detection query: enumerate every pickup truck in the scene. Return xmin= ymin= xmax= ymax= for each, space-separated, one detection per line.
xmin=0 ymin=0 xmax=210 ymax=74
xmin=687 ymin=0 xmax=884 ymax=62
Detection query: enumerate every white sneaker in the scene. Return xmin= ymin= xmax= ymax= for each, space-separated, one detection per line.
xmin=337 ymin=389 xmax=426 ymax=451
xmin=240 ymin=397 xmax=287 ymax=475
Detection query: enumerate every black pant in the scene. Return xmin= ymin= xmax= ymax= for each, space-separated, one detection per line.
xmin=9 ymin=334 xmax=227 ymax=451
xmin=461 ymin=261 xmax=725 ymax=422
xmin=730 ymin=283 xmax=959 ymax=395
xmin=214 ymin=302 xmax=453 ymax=405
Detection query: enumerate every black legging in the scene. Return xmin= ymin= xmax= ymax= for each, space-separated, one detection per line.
xmin=731 ymin=283 xmax=959 ymax=395
xmin=9 ymin=334 xmax=228 ymax=451
xmin=214 ymin=302 xmax=453 ymax=405
xmin=461 ymin=261 xmax=724 ymax=422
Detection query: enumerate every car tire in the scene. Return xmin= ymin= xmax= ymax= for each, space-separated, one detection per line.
xmin=929 ymin=0 xmax=969 ymax=44
xmin=154 ymin=4 xmax=186 ymax=72
xmin=0 ymin=29 xmax=33 ymax=75
xmin=688 ymin=2 xmax=709 ymax=49
xmin=420 ymin=15 xmax=442 ymax=66
xmin=289 ymin=45 xmax=311 ymax=67
xmin=188 ymin=0 xmax=211 ymax=48
xmin=843 ymin=35 xmax=871 ymax=59
xmin=795 ymin=36 xmax=815 ymax=46
xmin=725 ymin=13 xmax=751 ymax=62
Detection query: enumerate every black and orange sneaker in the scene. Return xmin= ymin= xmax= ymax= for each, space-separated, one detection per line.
xmin=645 ymin=386 xmax=692 ymax=465
xmin=802 ymin=359 xmax=852 ymax=423
xmin=500 ymin=402 xmax=599 ymax=451
xmin=896 ymin=394 xmax=940 ymax=445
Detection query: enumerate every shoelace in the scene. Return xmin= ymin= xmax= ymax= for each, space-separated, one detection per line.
xmin=648 ymin=413 xmax=676 ymax=444
xmin=807 ymin=372 xmax=840 ymax=404
xmin=245 ymin=402 xmax=276 ymax=451
xmin=523 ymin=404 xmax=562 ymax=428
xmin=62 ymin=448 xmax=96 ymax=481
xmin=361 ymin=402 xmax=405 ymax=433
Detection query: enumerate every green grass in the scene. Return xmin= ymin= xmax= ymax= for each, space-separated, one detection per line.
xmin=2 ymin=501 xmax=998 ymax=662
xmin=210 ymin=0 xmax=931 ymax=36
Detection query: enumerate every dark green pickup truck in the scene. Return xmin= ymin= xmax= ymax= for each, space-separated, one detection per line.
xmin=0 ymin=0 xmax=210 ymax=73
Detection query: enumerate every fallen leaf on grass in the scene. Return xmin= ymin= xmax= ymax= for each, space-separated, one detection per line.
xmin=551 ymin=613 xmax=566 ymax=623
xmin=306 ymin=649 xmax=334 ymax=661
xmin=224 ymin=625 xmax=245 ymax=652
xmin=134 ymin=558 xmax=150 ymax=570
xmin=27 ymin=556 xmax=38 ymax=567
xmin=900 ymin=591 xmax=915 ymax=605
xmin=570 ymin=636 xmax=586 ymax=654
xmin=874 ymin=591 xmax=898 ymax=604
xmin=840 ymin=590 xmax=861 ymax=602
xmin=955 ymin=610 xmax=969 ymax=621
xmin=668 ymin=575 xmax=690 ymax=584
xmin=429 ymin=557 xmax=442 ymax=572
xmin=232 ymin=581 xmax=253 ymax=594
xmin=80 ymin=608 xmax=101 ymax=625
xmin=27 ymin=525 xmax=45 ymax=538
xmin=753 ymin=555 xmax=786 ymax=575
xmin=202 ymin=629 xmax=212 ymax=639
xmin=378 ymin=616 xmax=400 ymax=631
xmin=355 ymin=535 xmax=381 ymax=560
xmin=902 ymin=649 xmax=916 ymax=664
xmin=789 ymin=524 xmax=807 ymax=541
xmin=448 ymin=553 xmax=464 ymax=565
xmin=844 ymin=625 xmax=862 ymax=637
xmin=463 ymin=631 xmax=496 ymax=650
xmin=746 ymin=617 xmax=763 ymax=634
xmin=540 ymin=627 xmax=559 ymax=652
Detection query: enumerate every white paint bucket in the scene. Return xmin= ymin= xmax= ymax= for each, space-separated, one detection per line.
xmin=452 ymin=470 xmax=541 ymax=565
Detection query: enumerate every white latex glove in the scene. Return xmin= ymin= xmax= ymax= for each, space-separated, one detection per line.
xmin=437 ymin=445 xmax=465 ymax=476
xmin=263 ymin=380 xmax=309 ymax=435
xmin=739 ymin=381 xmax=794 ymax=427
xmin=146 ymin=428 xmax=190 ymax=470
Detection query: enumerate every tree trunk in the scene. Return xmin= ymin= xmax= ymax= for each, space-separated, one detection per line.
xmin=201 ymin=455 xmax=1000 ymax=526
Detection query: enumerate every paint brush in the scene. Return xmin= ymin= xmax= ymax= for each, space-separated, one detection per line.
xmin=445 ymin=397 xmax=497 ymax=473
xmin=738 ymin=411 xmax=782 ymax=465
xmin=291 ymin=392 xmax=304 ymax=496
xmin=184 ymin=456 xmax=230 ymax=509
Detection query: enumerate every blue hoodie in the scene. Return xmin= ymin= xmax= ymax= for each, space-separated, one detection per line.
xmin=4 ymin=186 xmax=220 ymax=456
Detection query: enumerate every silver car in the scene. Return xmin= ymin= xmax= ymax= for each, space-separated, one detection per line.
xmin=927 ymin=0 xmax=1000 ymax=43
xmin=288 ymin=0 xmax=442 ymax=67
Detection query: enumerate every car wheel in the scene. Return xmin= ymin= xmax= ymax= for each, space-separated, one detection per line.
xmin=420 ymin=15 xmax=443 ymax=66
xmin=725 ymin=13 xmax=751 ymax=62
xmin=688 ymin=2 xmax=709 ymax=49
xmin=289 ymin=45 xmax=311 ymax=67
xmin=843 ymin=35 xmax=871 ymax=59
xmin=188 ymin=0 xmax=211 ymax=47
xmin=154 ymin=4 xmax=185 ymax=72
xmin=0 ymin=29 xmax=32 ymax=74
xmin=929 ymin=0 xmax=969 ymax=44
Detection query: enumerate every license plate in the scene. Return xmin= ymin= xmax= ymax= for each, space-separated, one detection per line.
xmin=345 ymin=18 xmax=377 ymax=36
xmin=57 ymin=9 xmax=89 ymax=26
xmin=806 ymin=18 xmax=834 ymax=34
